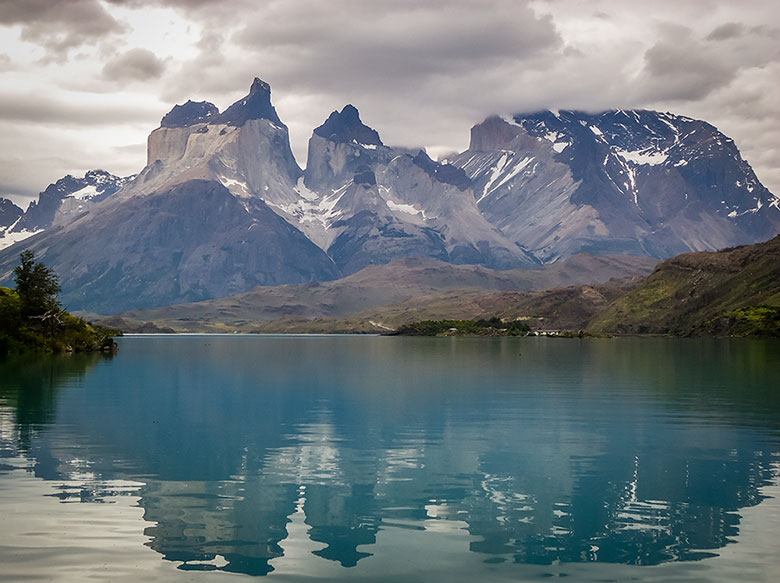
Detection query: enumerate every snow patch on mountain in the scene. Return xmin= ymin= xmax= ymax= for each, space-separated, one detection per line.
xmin=478 ymin=154 xmax=534 ymax=203
xmin=0 ymin=216 xmax=42 ymax=250
xmin=385 ymin=199 xmax=425 ymax=217
xmin=219 ymin=176 xmax=251 ymax=197
xmin=294 ymin=177 xmax=319 ymax=202
xmin=0 ymin=229 xmax=42 ymax=250
xmin=541 ymin=130 xmax=571 ymax=153
xmin=69 ymin=184 xmax=101 ymax=200
xmin=614 ymin=148 xmax=668 ymax=166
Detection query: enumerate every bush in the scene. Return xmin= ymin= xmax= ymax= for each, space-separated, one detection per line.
xmin=392 ymin=317 xmax=532 ymax=336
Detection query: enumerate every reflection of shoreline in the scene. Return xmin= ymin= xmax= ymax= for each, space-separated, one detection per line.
xmin=0 ymin=352 xmax=110 ymax=460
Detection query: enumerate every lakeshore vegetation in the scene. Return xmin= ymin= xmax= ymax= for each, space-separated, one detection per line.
xmin=0 ymin=251 xmax=119 ymax=355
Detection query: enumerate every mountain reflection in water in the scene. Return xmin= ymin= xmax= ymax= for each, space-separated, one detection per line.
xmin=0 ymin=336 xmax=778 ymax=579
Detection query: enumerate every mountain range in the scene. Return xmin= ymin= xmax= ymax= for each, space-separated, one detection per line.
xmin=0 ymin=78 xmax=778 ymax=315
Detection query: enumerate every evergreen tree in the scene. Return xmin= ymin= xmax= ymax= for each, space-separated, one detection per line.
xmin=13 ymin=250 xmax=61 ymax=321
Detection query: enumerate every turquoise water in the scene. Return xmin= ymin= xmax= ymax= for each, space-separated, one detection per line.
xmin=1 ymin=335 xmax=779 ymax=582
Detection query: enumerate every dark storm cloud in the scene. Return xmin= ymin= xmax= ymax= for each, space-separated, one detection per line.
xmin=0 ymin=0 xmax=124 ymax=55
xmin=102 ymin=48 xmax=166 ymax=82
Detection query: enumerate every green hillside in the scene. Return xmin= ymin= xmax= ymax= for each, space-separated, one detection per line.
xmin=587 ymin=236 xmax=780 ymax=336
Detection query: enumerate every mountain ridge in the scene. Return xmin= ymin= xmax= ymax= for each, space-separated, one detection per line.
xmin=0 ymin=78 xmax=777 ymax=314
xmin=451 ymin=109 xmax=779 ymax=261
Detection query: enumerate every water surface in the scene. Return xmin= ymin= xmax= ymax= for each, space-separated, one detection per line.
xmin=1 ymin=335 xmax=779 ymax=582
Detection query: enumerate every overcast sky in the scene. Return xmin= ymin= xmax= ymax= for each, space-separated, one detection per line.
xmin=1 ymin=0 xmax=778 ymax=208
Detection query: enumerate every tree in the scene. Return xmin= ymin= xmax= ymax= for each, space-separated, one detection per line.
xmin=13 ymin=250 xmax=61 ymax=322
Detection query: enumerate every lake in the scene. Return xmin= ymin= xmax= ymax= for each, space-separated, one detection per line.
xmin=1 ymin=335 xmax=779 ymax=582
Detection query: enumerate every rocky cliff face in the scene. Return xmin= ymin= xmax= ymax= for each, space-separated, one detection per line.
xmin=119 ymin=77 xmax=303 ymax=212
xmin=451 ymin=110 xmax=780 ymax=262
xmin=301 ymin=106 xmax=538 ymax=273
xmin=0 ymin=80 xmax=337 ymax=312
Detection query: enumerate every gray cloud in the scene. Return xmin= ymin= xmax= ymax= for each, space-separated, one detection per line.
xmin=0 ymin=156 xmax=76 ymax=202
xmin=0 ymin=124 xmax=146 ymax=203
xmin=105 ymin=0 xmax=255 ymax=26
xmin=0 ymin=92 xmax=160 ymax=126
xmin=192 ymin=0 xmax=563 ymax=161
xmin=102 ymin=48 xmax=166 ymax=82
xmin=157 ymin=31 xmax=231 ymax=104
xmin=633 ymin=22 xmax=779 ymax=102
xmin=706 ymin=22 xmax=746 ymax=41
xmin=639 ymin=35 xmax=736 ymax=101
xmin=0 ymin=0 xmax=124 ymax=56
xmin=2 ymin=0 xmax=780 ymax=200
xmin=234 ymin=0 xmax=561 ymax=89
xmin=105 ymin=0 xmax=224 ymax=7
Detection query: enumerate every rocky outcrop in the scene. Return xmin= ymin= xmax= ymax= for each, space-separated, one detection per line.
xmin=160 ymin=100 xmax=219 ymax=128
xmin=304 ymin=105 xmax=395 ymax=193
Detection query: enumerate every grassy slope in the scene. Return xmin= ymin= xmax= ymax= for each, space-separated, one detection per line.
xmin=587 ymin=236 xmax=780 ymax=336
xmin=245 ymin=277 xmax=644 ymax=334
xmin=98 ymin=254 xmax=657 ymax=333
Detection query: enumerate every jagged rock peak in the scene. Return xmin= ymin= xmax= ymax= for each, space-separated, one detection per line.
xmin=160 ymin=100 xmax=219 ymax=128
xmin=249 ymin=77 xmax=271 ymax=95
xmin=313 ymin=104 xmax=382 ymax=146
xmin=84 ymin=169 xmax=121 ymax=185
xmin=412 ymin=151 xmax=472 ymax=191
xmin=0 ymin=197 xmax=23 ymax=228
xmin=215 ymin=77 xmax=283 ymax=127
xmin=468 ymin=115 xmax=526 ymax=151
